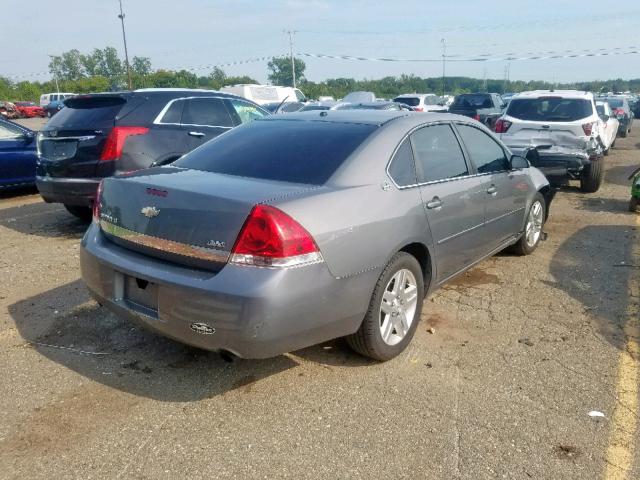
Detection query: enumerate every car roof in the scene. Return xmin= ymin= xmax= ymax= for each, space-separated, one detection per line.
xmin=260 ymin=110 xmax=468 ymax=127
xmin=513 ymin=90 xmax=594 ymax=99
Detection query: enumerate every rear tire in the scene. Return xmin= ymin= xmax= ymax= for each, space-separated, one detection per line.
xmin=579 ymin=157 xmax=604 ymax=193
xmin=621 ymin=128 xmax=628 ymax=138
xmin=347 ymin=252 xmax=424 ymax=361
xmin=512 ymin=193 xmax=546 ymax=256
xmin=64 ymin=204 xmax=92 ymax=221
xmin=630 ymin=197 xmax=639 ymax=213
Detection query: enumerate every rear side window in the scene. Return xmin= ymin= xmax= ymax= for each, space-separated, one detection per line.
xmin=394 ymin=97 xmax=419 ymax=107
xmin=46 ymin=96 xmax=126 ymax=128
xmin=456 ymin=124 xmax=509 ymax=173
xmin=175 ymin=120 xmax=377 ymax=185
xmin=411 ymin=124 xmax=468 ymax=183
xmin=228 ymin=99 xmax=267 ymax=124
xmin=388 ymin=138 xmax=417 ymax=187
xmin=182 ymin=98 xmax=234 ymax=127
xmin=159 ymin=99 xmax=185 ymax=124
xmin=507 ymin=98 xmax=593 ymax=121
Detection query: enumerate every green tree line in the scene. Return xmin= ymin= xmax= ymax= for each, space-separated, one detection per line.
xmin=2 ymin=49 xmax=639 ymax=103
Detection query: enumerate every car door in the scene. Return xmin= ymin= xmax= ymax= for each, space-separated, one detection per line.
xmin=455 ymin=123 xmax=530 ymax=250
xmin=181 ymin=97 xmax=235 ymax=149
xmin=410 ymin=122 xmax=487 ymax=283
xmin=0 ymin=122 xmax=36 ymax=186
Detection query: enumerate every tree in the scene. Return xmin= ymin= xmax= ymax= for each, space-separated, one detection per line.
xmin=267 ymin=56 xmax=306 ymax=86
xmin=48 ymin=49 xmax=85 ymax=81
xmin=132 ymin=56 xmax=152 ymax=76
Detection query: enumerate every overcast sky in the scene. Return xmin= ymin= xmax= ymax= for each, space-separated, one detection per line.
xmin=2 ymin=0 xmax=640 ymax=84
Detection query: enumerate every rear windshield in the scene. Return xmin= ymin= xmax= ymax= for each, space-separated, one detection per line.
xmin=47 ymin=96 xmax=126 ymax=128
xmin=175 ymin=120 xmax=377 ymax=184
xmin=601 ymin=98 xmax=623 ymax=108
xmin=452 ymin=94 xmax=492 ymax=108
xmin=506 ymin=98 xmax=593 ymax=122
xmin=394 ymin=97 xmax=420 ymax=107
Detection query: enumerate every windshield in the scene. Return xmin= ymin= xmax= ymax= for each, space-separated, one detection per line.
xmin=175 ymin=120 xmax=377 ymax=185
xmin=506 ymin=97 xmax=594 ymax=121
xmin=342 ymin=92 xmax=375 ymax=103
xmin=452 ymin=94 xmax=492 ymax=108
xmin=394 ymin=97 xmax=419 ymax=107
xmin=15 ymin=102 xmax=35 ymax=107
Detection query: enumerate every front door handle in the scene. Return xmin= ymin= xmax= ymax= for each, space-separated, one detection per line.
xmin=188 ymin=131 xmax=205 ymax=138
xmin=426 ymin=197 xmax=443 ymax=209
xmin=487 ymin=185 xmax=497 ymax=196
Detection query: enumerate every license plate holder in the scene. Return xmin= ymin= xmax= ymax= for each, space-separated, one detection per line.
xmin=123 ymin=276 xmax=158 ymax=317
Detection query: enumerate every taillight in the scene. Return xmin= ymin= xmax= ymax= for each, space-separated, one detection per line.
xmin=473 ymin=114 xmax=481 ymax=121
xmin=414 ymin=107 xmax=424 ymax=112
xmin=495 ymin=118 xmax=512 ymax=133
xmin=93 ymin=180 xmax=104 ymax=223
xmin=100 ymin=126 xmax=149 ymax=161
xmin=230 ymin=205 xmax=323 ymax=267
xmin=614 ymin=108 xmax=625 ymax=118
xmin=582 ymin=122 xmax=594 ymax=136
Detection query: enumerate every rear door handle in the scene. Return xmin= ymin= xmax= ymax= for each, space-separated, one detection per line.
xmin=188 ymin=131 xmax=205 ymax=138
xmin=487 ymin=185 xmax=497 ymax=195
xmin=426 ymin=197 xmax=443 ymax=209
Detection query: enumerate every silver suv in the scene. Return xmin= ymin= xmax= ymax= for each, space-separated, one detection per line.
xmin=496 ymin=90 xmax=605 ymax=192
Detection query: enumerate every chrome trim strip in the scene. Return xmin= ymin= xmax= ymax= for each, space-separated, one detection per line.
xmin=436 ymin=222 xmax=485 ymax=245
xmin=36 ymin=176 xmax=100 ymax=184
xmin=40 ymin=135 xmax=96 ymax=141
xmin=485 ymin=207 xmax=526 ymax=225
xmin=100 ymin=219 xmax=230 ymax=263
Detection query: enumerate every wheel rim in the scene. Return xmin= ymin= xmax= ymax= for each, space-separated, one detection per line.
xmin=525 ymin=201 xmax=544 ymax=247
xmin=379 ymin=268 xmax=418 ymax=346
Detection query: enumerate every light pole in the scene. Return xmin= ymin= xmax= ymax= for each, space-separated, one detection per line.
xmin=48 ymin=54 xmax=60 ymax=95
xmin=285 ymin=30 xmax=297 ymax=88
xmin=441 ymin=38 xmax=446 ymax=97
xmin=117 ymin=0 xmax=133 ymax=90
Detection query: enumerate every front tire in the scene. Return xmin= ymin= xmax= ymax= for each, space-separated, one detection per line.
xmin=64 ymin=204 xmax=92 ymax=221
xmin=512 ymin=193 xmax=546 ymax=256
xmin=580 ymin=157 xmax=604 ymax=193
xmin=347 ymin=252 xmax=424 ymax=361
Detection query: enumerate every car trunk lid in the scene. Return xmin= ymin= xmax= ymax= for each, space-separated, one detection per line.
xmin=98 ymin=167 xmax=323 ymax=270
xmin=501 ymin=117 xmax=592 ymax=150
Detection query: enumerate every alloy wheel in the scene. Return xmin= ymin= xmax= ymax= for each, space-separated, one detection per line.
xmin=379 ymin=268 xmax=418 ymax=346
xmin=525 ymin=201 xmax=544 ymax=247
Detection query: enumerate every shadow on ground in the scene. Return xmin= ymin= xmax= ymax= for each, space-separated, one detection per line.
xmin=8 ymin=279 xmax=371 ymax=402
xmin=605 ymin=164 xmax=637 ymax=188
xmin=577 ymin=197 xmax=631 ymax=214
xmin=0 ymin=185 xmax=38 ymax=200
xmin=547 ymin=225 xmax=635 ymax=351
xmin=0 ymin=201 xmax=88 ymax=239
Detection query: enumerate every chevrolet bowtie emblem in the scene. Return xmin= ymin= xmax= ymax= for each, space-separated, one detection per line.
xmin=141 ymin=206 xmax=160 ymax=218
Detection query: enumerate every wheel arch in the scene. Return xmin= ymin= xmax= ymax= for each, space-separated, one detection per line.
xmin=398 ymin=242 xmax=434 ymax=295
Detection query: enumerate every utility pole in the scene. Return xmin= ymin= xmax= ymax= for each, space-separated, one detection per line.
xmin=117 ymin=0 xmax=133 ymax=90
xmin=48 ymin=54 xmax=60 ymax=95
xmin=441 ymin=38 xmax=446 ymax=97
xmin=482 ymin=67 xmax=487 ymax=92
xmin=285 ymin=30 xmax=297 ymax=88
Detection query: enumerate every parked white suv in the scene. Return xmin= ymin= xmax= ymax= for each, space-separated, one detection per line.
xmin=595 ymin=100 xmax=619 ymax=154
xmin=496 ymin=90 xmax=605 ymax=192
xmin=393 ymin=93 xmax=448 ymax=112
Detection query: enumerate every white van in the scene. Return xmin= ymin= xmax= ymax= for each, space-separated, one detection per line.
xmin=219 ymin=84 xmax=306 ymax=106
xmin=39 ymin=92 xmax=77 ymax=107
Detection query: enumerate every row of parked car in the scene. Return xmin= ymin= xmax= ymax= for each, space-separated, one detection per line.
xmin=0 ymin=84 xmax=635 ymax=361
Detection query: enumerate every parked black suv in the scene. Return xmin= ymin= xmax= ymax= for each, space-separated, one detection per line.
xmin=447 ymin=93 xmax=506 ymax=130
xmin=36 ymin=89 xmax=268 ymax=219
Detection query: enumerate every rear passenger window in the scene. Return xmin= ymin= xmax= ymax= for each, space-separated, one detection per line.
xmin=228 ymin=99 xmax=267 ymax=124
xmin=388 ymin=138 xmax=417 ymax=187
xmin=159 ymin=99 xmax=185 ymax=124
xmin=456 ymin=124 xmax=509 ymax=173
xmin=410 ymin=124 xmax=468 ymax=183
xmin=182 ymin=98 xmax=234 ymax=127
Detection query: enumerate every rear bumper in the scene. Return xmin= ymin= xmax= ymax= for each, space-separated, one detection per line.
xmin=508 ymin=145 xmax=597 ymax=185
xmin=80 ymin=223 xmax=376 ymax=359
xmin=36 ymin=176 xmax=100 ymax=206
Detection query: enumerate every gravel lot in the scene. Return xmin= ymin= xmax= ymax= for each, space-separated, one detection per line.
xmin=0 ymin=122 xmax=639 ymax=479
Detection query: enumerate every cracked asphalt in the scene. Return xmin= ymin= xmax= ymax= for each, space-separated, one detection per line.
xmin=0 ymin=119 xmax=638 ymax=479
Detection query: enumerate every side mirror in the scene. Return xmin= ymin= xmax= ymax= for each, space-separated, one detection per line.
xmin=22 ymin=131 xmax=35 ymax=144
xmin=510 ymin=155 xmax=529 ymax=170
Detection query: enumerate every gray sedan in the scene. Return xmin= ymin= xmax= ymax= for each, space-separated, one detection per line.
xmin=81 ymin=111 xmax=553 ymax=361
